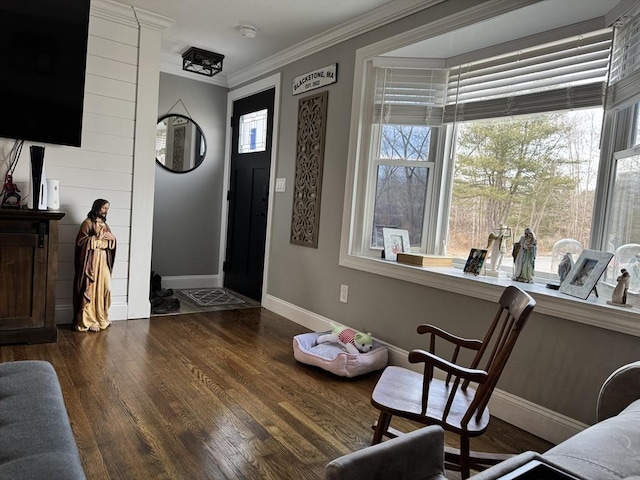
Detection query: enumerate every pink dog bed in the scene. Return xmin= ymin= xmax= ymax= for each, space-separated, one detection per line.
xmin=293 ymin=331 xmax=388 ymax=378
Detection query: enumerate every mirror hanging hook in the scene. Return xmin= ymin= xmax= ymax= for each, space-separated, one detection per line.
xmin=166 ymin=98 xmax=193 ymax=119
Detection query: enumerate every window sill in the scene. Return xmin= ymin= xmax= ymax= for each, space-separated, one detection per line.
xmin=339 ymin=254 xmax=640 ymax=337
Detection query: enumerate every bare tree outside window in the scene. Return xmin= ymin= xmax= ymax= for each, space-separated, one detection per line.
xmin=371 ymin=125 xmax=432 ymax=248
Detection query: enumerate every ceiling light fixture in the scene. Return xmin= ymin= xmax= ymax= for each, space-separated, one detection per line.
xmin=182 ymin=47 xmax=225 ymax=77
xmin=238 ymin=24 xmax=257 ymax=38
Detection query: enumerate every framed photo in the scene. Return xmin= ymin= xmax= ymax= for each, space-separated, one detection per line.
xmin=463 ymin=248 xmax=487 ymax=275
xmin=559 ymin=249 xmax=614 ymax=300
xmin=382 ymin=228 xmax=410 ymax=261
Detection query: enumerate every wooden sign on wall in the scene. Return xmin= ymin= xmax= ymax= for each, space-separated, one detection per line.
xmin=292 ymin=64 xmax=337 ymax=95
xmin=290 ymin=90 xmax=328 ymax=248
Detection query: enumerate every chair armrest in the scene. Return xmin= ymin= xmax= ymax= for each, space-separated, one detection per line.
xmin=409 ymin=348 xmax=488 ymax=384
xmin=597 ymin=361 xmax=640 ymax=422
xmin=325 ymin=426 xmax=447 ymax=480
xmin=417 ymin=324 xmax=483 ymax=351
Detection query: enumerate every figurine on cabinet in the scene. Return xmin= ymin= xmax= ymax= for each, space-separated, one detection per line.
xmin=1 ymin=173 xmax=21 ymax=208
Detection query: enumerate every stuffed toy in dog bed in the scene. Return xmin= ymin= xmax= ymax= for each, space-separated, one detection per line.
xmin=293 ymin=330 xmax=388 ymax=378
xmin=317 ymin=322 xmax=374 ymax=354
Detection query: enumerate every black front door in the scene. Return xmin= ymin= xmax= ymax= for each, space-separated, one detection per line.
xmin=223 ymin=88 xmax=275 ymax=302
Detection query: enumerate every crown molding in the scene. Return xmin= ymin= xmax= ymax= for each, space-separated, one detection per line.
xmin=133 ymin=7 xmax=174 ymax=32
xmin=91 ymin=0 xmax=173 ymax=31
xmin=91 ymin=0 xmax=138 ymax=27
xmin=226 ymin=0 xmax=444 ymax=88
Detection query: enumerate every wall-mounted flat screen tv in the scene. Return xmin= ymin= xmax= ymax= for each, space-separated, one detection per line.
xmin=0 ymin=0 xmax=90 ymax=148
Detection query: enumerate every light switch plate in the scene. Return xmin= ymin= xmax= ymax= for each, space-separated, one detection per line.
xmin=275 ymin=178 xmax=286 ymax=192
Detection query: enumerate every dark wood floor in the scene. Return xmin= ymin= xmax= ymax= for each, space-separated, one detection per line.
xmin=0 ymin=308 xmax=552 ymax=479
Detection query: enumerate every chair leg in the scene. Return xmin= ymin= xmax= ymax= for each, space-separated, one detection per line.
xmin=460 ymin=435 xmax=470 ymax=479
xmin=372 ymin=412 xmax=392 ymax=445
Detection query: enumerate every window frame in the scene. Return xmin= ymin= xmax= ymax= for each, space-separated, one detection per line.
xmin=364 ymin=123 xmax=438 ymax=255
xmin=339 ymin=7 xmax=639 ymax=336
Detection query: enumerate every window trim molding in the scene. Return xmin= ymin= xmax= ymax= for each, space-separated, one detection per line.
xmin=340 ymin=254 xmax=639 ymax=337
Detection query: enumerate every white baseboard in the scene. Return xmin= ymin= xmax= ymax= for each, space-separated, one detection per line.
xmin=262 ymin=293 xmax=588 ymax=445
xmin=161 ymin=275 xmax=221 ymax=289
xmin=263 ymin=294 xmax=332 ymax=332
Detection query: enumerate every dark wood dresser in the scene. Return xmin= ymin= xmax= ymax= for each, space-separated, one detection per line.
xmin=0 ymin=209 xmax=65 ymax=345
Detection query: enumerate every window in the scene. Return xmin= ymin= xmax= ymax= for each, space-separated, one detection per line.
xmin=448 ymin=108 xmax=603 ymax=276
xmin=340 ymin=3 xmax=640 ymax=327
xmin=238 ymin=109 xmax=268 ymax=153
xmin=606 ymin=145 xmax=640 ymax=249
xmin=601 ymin=103 xmax=640 ymax=294
xmin=353 ymin=65 xmax=446 ymax=256
xmin=351 ymin=29 xmax=612 ymax=270
xmin=370 ymin=124 xmax=434 ymax=249
xmin=598 ymin=0 xmax=640 ymax=295
xmin=635 ymin=103 xmax=640 ymax=146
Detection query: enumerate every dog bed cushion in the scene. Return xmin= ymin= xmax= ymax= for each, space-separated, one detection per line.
xmin=293 ymin=331 xmax=388 ymax=378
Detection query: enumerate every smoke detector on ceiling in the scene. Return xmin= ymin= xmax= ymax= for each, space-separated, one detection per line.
xmin=238 ymin=24 xmax=257 ymax=38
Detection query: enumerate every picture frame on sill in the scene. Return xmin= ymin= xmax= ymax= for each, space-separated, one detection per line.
xmin=559 ymin=249 xmax=614 ymax=300
xmin=463 ymin=248 xmax=488 ymax=276
xmin=382 ymin=228 xmax=410 ymax=262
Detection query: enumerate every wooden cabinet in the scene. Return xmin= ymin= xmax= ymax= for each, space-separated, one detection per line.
xmin=0 ymin=209 xmax=65 ymax=345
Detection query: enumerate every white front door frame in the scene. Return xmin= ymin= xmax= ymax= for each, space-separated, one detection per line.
xmin=219 ymin=73 xmax=282 ymax=303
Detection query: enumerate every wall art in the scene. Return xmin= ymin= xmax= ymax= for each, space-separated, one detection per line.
xmin=290 ymin=90 xmax=328 ymax=248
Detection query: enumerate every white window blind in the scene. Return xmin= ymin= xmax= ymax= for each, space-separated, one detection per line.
xmin=607 ymin=2 xmax=640 ymax=109
xmin=443 ymin=29 xmax=612 ymax=122
xmin=373 ymin=67 xmax=447 ymax=126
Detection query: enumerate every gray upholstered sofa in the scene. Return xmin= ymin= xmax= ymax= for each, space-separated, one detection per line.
xmin=0 ymin=360 xmax=86 ymax=479
xmin=471 ymin=360 xmax=640 ymax=479
xmin=325 ymin=361 xmax=640 ymax=480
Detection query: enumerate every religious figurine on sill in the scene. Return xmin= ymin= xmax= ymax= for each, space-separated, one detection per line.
xmin=73 ymin=199 xmax=117 ymax=332
xmin=512 ymin=227 xmax=537 ymax=283
xmin=609 ymin=269 xmax=630 ymax=306
xmin=558 ymin=252 xmax=574 ymax=283
xmin=486 ymin=224 xmax=511 ymax=272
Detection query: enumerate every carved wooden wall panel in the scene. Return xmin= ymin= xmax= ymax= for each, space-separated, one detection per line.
xmin=290 ymin=90 xmax=328 ymax=248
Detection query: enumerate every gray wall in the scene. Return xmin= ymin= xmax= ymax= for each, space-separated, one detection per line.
xmin=260 ymin=1 xmax=640 ymax=425
xmin=152 ymin=73 xmax=228 ymax=277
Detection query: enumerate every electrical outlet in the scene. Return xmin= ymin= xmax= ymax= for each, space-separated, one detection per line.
xmin=340 ymin=284 xmax=348 ymax=303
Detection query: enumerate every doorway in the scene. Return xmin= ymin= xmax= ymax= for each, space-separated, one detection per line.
xmin=223 ymin=88 xmax=275 ymax=302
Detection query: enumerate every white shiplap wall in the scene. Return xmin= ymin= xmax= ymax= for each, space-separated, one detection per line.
xmin=0 ymin=0 xmax=172 ymax=323
xmin=56 ymin=10 xmax=140 ymax=323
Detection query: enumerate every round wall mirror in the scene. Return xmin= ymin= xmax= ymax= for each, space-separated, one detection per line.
xmin=155 ymin=114 xmax=206 ymax=173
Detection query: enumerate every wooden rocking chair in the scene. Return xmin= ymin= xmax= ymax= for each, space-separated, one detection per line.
xmin=370 ymin=285 xmax=536 ymax=479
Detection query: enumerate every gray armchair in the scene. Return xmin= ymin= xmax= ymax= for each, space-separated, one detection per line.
xmin=325 ymin=425 xmax=447 ymax=480
xmin=471 ymin=360 xmax=640 ymax=480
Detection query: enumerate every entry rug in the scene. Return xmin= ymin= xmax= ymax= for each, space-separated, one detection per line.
xmin=179 ymin=288 xmax=246 ymax=307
